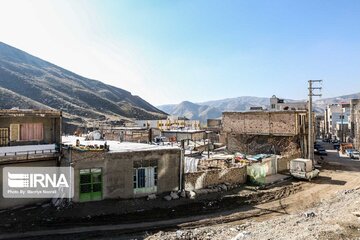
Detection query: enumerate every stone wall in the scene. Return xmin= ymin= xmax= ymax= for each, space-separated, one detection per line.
xmin=184 ymin=166 xmax=247 ymax=190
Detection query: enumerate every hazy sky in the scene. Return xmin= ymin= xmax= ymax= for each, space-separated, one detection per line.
xmin=1 ymin=0 xmax=360 ymax=105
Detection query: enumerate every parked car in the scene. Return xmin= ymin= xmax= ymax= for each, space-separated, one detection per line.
xmin=314 ymin=144 xmax=322 ymax=150
xmin=315 ymin=148 xmax=327 ymax=156
xmin=333 ymin=143 xmax=340 ymax=150
xmin=332 ymin=139 xmax=339 ymax=144
xmin=322 ymin=138 xmax=331 ymax=143
xmin=350 ymin=151 xmax=360 ymax=159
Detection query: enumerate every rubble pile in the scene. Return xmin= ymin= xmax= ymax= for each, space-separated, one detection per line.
xmin=146 ymin=188 xmax=360 ymax=240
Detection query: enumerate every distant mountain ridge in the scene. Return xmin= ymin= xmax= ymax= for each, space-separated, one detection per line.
xmin=0 ymin=42 xmax=167 ymax=131
xmin=158 ymin=93 xmax=360 ymax=122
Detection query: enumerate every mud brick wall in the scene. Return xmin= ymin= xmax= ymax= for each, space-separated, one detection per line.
xmin=226 ymin=134 xmax=301 ymax=155
xmin=184 ymin=166 xmax=247 ymax=190
xmin=222 ymin=111 xmax=301 ymax=136
xmin=62 ymin=148 xmax=181 ymax=201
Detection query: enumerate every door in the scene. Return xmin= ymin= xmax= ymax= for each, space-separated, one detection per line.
xmin=0 ymin=128 xmax=9 ymax=146
xmin=79 ymin=168 xmax=102 ymax=202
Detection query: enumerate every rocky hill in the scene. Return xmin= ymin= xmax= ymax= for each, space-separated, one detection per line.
xmin=162 ymin=101 xmax=222 ymax=123
xmin=158 ymin=94 xmax=360 ymax=122
xmin=0 ymin=42 xmax=167 ymax=131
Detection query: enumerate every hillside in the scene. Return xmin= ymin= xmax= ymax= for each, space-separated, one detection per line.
xmin=0 ymin=42 xmax=167 ymax=131
xmin=166 ymin=101 xmax=222 ymax=122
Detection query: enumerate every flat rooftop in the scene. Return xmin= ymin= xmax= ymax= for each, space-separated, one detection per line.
xmin=0 ymin=109 xmax=61 ymax=117
xmin=161 ymin=129 xmax=205 ymax=133
xmin=62 ymin=136 xmax=180 ymax=153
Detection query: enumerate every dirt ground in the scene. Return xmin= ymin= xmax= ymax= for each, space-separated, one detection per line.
xmin=1 ymin=141 xmax=360 ymax=239
xmin=146 ymin=141 xmax=360 ymax=240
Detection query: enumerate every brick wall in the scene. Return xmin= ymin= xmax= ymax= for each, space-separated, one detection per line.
xmin=222 ymin=111 xmax=305 ymax=136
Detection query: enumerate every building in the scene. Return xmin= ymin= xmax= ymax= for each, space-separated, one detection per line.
xmin=61 ymin=138 xmax=181 ymax=202
xmin=324 ymin=103 xmax=350 ymax=140
xmin=270 ymin=95 xmax=307 ymax=111
xmin=315 ymin=115 xmax=325 ymax=139
xmin=102 ymin=127 xmax=152 ymax=143
xmin=222 ymin=111 xmax=309 ymax=158
xmin=350 ymin=99 xmax=360 ymax=150
xmin=0 ymin=109 xmax=62 ymax=209
xmin=133 ymin=116 xmax=201 ymax=131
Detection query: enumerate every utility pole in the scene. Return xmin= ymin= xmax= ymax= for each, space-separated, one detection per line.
xmin=308 ymin=80 xmax=322 ymax=163
xmin=341 ymin=108 xmax=345 ymax=143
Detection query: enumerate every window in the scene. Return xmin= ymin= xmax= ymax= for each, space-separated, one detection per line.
xmin=271 ymin=104 xmax=276 ymax=109
xmin=20 ymin=123 xmax=43 ymax=141
xmin=79 ymin=168 xmax=102 ymax=202
xmin=133 ymin=167 xmax=157 ymax=194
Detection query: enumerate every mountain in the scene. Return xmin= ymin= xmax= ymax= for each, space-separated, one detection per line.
xmin=158 ymin=96 xmax=270 ymax=122
xmin=164 ymin=101 xmax=222 ymax=122
xmin=0 ymin=42 xmax=167 ymax=131
xmin=158 ymin=94 xmax=360 ymax=122
xmin=200 ymin=96 xmax=270 ymax=111
xmin=314 ymin=93 xmax=360 ymax=110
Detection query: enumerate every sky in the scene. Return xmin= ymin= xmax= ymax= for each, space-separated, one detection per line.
xmin=1 ymin=0 xmax=360 ymax=106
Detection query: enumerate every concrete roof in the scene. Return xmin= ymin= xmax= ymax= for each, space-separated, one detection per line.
xmin=62 ymin=136 xmax=180 ymax=153
xmin=0 ymin=109 xmax=61 ymax=117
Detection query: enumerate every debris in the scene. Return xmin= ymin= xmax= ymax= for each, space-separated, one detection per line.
xmin=180 ymin=190 xmax=186 ymax=198
xmin=220 ymin=184 xmax=228 ymax=191
xmin=188 ymin=190 xmax=196 ymax=199
xmin=232 ymin=231 xmax=251 ymax=240
xmin=170 ymin=192 xmax=179 ymax=200
xmin=163 ymin=195 xmax=172 ymax=201
xmin=41 ymin=203 xmax=51 ymax=208
xmin=304 ymin=211 xmax=316 ymax=218
xmin=147 ymin=194 xmax=157 ymax=200
xmin=352 ymin=212 xmax=360 ymax=217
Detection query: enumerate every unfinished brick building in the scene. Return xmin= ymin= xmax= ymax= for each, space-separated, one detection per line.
xmin=222 ymin=111 xmax=309 ymax=159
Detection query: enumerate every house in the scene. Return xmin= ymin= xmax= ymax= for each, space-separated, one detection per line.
xmin=324 ymin=103 xmax=350 ymax=140
xmin=102 ymin=126 xmax=152 ymax=143
xmin=61 ymin=138 xmax=181 ymax=202
xmin=222 ymin=111 xmax=309 ymax=169
xmin=133 ymin=116 xmax=201 ymax=131
xmin=350 ymin=99 xmax=360 ymax=150
xmin=270 ymin=95 xmax=307 ymax=111
xmin=0 ymin=109 xmax=62 ymax=209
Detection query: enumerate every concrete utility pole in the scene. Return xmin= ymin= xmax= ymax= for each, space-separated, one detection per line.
xmin=308 ymin=80 xmax=322 ymax=162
